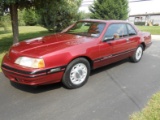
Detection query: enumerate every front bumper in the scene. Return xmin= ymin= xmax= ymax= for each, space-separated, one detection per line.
xmin=145 ymin=41 xmax=152 ymax=49
xmin=1 ymin=64 xmax=65 ymax=86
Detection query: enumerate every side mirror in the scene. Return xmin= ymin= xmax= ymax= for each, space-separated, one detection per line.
xmin=103 ymin=36 xmax=114 ymax=42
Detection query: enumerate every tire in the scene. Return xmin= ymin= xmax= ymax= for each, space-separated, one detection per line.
xmin=130 ymin=44 xmax=143 ymax=63
xmin=62 ymin=58 xmax=90 ymax=89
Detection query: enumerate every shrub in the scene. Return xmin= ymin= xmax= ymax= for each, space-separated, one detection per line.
xmin=153 ymin=23 xmax=159 ymax=26
xmin=36 ymin=0 xmax=82 ymax=32
xmin=134 ymin=22 xmax=145 ymax=26
xmin=90 ymin=0 xmax=129 ymax=20
xmin=23 ymin=8 xmax=37 ymax=26
xmin=0 ymin=14 xmax=11 ymax=32
xmin=18 ymin=9 xmax=25 ymax=26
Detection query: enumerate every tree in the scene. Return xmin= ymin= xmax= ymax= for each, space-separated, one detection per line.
xmin=0 ymin=0 xmax=82 ymax=44
xmin=89 ymin=0 xmax=129 ymax=20
xmin=36 ymin=0 xmax=82 ymax=32
xmin=0 ymin=0 xmax=33 ymax=44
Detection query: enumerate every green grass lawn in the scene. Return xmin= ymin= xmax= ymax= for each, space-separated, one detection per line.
xmin=130 ymin=92 xmax=160 ymax=120
xmin=137 ymin=26 xmax=160 ymax=35
xmin=0 ymin=26 xmax=52 ymax=72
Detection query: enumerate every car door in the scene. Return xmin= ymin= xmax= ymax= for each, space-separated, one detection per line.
xmin=109 ymin=23 xmax=132 ymax=62
xmin=100 ymin=23 xmax=131 ymax=65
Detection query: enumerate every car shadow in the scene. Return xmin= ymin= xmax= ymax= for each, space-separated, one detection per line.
xmin=10 ymin=81 xmax=63 ymax=94
xmin=10 ymin=58 xmax=130 ymax=93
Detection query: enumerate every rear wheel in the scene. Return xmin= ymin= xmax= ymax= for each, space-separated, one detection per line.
xmin=130 ymin=45 xmax=143 ymax=63
xmin=62 ymin=58 xmax=90 ymax=89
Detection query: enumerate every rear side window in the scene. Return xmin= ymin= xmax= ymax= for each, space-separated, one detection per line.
xmin=104 ymin=23 xmax=128 ymax=40
xmin=127 ymin=24 xmax=137 ymax=36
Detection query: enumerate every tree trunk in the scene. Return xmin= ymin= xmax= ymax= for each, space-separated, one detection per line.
xmin=10 ymin=4 xmax=19 ymax=44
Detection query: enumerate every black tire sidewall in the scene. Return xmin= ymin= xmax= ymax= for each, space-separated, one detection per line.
xmin=62 ymin=58 xmax=90 ymax=89
xmin=131 ymin=45 xmax=143 ymax=63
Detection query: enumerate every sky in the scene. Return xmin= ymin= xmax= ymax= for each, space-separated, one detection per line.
xmin=79 ymin=0 xmax=160 ymax=15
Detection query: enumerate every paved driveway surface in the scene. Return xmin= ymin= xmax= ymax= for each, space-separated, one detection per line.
xmin=0 ymin=39 xmax=160 ymax=120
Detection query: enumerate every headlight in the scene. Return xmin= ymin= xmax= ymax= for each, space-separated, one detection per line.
xmin=15 ymin=57 xmax=45 ymax=68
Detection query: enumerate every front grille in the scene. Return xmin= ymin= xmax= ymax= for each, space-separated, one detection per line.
xmin=1 ymin=64 xmax=46 ymax=75
xmin=2 ymin=64 xmax=31 ymax=74
xmin=2 ymin=64 xmax=66 ymax=77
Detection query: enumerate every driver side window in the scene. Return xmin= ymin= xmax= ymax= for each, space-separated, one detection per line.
xmin=104 ymin=23 xmax=128 ymax=40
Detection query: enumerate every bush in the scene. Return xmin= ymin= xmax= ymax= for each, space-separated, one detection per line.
xmin=134 ymin=22 xmax=145 ymax=26
xmin=36 ymin=0 xmax=82 ymax=32
xmin=0 ymin=14 xmax=11 ymax=32
xmin=18 ymin=9 xmax=25 ymax=26
xmin=153 ymin=23 xmax=159 ymax=26
xmin=23 ymin=8 xmax=37 ymax=26
xmin=90 ymin=0 xmax=129 ymax=20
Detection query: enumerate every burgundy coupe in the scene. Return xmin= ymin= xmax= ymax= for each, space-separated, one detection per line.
xmin=1 ymin=19 xmax=152 ymax=89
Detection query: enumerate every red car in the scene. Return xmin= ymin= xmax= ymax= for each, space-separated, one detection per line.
xmin=1 ymin=19 xmax=152 ymax=89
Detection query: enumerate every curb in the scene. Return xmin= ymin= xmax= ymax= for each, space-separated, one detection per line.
xmin=152 ymin=35 xmax=160 ymax=40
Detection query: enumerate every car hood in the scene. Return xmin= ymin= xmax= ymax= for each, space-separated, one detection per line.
xmin=9 ymin=33 xmax=95 ymax=57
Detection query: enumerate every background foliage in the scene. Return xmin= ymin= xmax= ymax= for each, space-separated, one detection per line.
xmin=23 ymin=8 xmax=37 ymax=26
xmin=36 ymin=0 xmax=82 ymax=32
xmin=0 ymin=0 xmax=83 ymax=33
xmin=0 ymin=14 xmax=11 ymax=32
xmin=18 ymin=9 xmax=25 ymax=26
xmin=90 ymin=0 xmax=129 ymax=20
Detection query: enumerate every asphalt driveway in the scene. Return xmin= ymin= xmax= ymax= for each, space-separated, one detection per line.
xmin=0 ymin=38 xmax=160 ymax=120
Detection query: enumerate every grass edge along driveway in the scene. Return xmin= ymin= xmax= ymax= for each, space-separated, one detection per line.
xmin=130 ymin=92 xmax=160 ymax=120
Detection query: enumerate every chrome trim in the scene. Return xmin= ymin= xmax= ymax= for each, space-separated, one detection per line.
xmin=2 ymin=64 xmax=66 ymax=78
xmin=93 ymin=48 xmax=136 ymax=63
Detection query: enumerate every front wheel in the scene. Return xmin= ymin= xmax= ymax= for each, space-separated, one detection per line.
xmin=62 ymin=58 xmax=90 ymax=89
xmin=130 ymin=45 xmax=143 ymax=63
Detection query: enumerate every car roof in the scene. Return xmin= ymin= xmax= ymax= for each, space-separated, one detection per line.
xmin=80 ymin=19 xmax=129 ymax=24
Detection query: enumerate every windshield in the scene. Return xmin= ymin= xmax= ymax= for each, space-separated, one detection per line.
xmin=65 ymin=21 xmax=106 ymax=38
